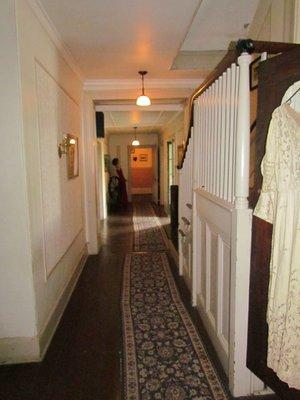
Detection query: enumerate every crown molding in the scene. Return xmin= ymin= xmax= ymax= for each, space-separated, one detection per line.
xmin=26 ymin=0 xmax=84 ymax=82
xmin=95 ymin=104 xmax=183 ymax=112
xmin=84 ymin=78 xmax=202 ymax=91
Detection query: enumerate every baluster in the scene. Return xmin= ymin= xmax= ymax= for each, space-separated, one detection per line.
xmin=201 ymin=94 xmax=205 ymax=189
xmin=228 ymin=63 xmax=236 ymax=203
xmin=189 ymin=134 xmax=194 ymax=202
xmin=220 ymin=72 xmax=227 ymax=200
xmin=200 ymin=95 xmax=204 ymax=189
xmin=211 ymin=83 xmax=217 ymax=196
xmin=198 ymin=97 xmax=202 ymax=189
xmin=206 ymin=88 xmax=211 ymax=192
xmin=224 ymin=67 xmax=231 ymax=202
xmin=197 ymin=98 xmax=202 ymax=188
xmin=204 ymin=91 xmax=209 ymax=191
xmin=215 ymin=78 xmax=221 ymax=197
xmin=232 ymin=66 xmax=240 ymax=203
xmin=192 ymin=102 xmax=198 ymax=189
xmin=208 ymin=86 xmax=214 ymax=193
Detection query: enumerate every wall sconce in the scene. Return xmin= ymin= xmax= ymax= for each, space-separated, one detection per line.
xmin=58 ymin=135 xmax=76 ymax=158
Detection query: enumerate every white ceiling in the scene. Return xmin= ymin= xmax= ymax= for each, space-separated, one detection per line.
xmin=181 ymin=0 xmax=259 ymax=51
xmin=38 ymin=0 xmax=260 ymax=134
xmin=39 ymin=0 xmax=202 ymax=79
xmin=39 ymin=0 xmax=259 ymax=80
xmin=103 ymin=110 xmax=181 ymax=135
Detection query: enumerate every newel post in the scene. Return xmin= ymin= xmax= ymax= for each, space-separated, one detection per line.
xmin=228 ymin=39 xmax=257 ymax=397
xmin=235 ymin=47 xmax=252 ymax=209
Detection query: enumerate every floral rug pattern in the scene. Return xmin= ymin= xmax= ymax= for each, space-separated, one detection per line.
xmin=132 ymin=202 xmax=169 ymax=252
xmin=122 ymin=203 xmax=228 ymax=399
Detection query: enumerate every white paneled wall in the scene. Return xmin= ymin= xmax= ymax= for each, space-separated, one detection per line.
xmin=178 ymin=53 xmax=258 ymax=397
xmin=36 ymin=63 xmax=83 ymax=276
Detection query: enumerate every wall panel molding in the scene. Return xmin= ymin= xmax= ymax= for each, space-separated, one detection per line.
xmin=195 ymin=192 xmax=232 ymax=375
xmin=27 ymin=0 xmax=83 ymax=81
xmin=35 ymin=62 xmax=83 ymax=277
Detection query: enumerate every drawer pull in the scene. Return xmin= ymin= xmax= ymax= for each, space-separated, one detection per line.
xmin=181 ymin=217 xmax=190 ymax=225
xmin=178 ymin=229 xmax=186 ymax=237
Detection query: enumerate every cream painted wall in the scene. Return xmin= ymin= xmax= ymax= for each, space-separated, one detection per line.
xmin=96 ymin=139 xmax=108 ymax=222
xmin=160 ymin=112 xmax=184 ymax=210
xmin=17 ymin=0 xmax=86 ymax=336
xmin=248 ymin=0 xmax=296 ymax=42
xmin=82 ymin=92 xmax=100 ymax=253
xmin=0 ymin=0 xmax=89 ymax=363
xmin=0 ymin=0 xmax=36 ymax=342
xmin=294 ymin=0 xmax=300 ymax=41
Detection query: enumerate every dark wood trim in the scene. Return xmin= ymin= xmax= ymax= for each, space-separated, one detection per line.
xmin=252 ymin=39 xmax=299 ymax=54
xmin=247 ymin=47 xmax=300 ymax=399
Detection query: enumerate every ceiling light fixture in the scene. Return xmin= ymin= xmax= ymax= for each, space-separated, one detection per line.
xmin=136 ymin=71 xmax=151 ymax=107
xmin=131 ymin=126 xmax=140 ymax=146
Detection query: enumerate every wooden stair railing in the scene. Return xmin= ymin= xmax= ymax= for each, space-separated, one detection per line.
xmin=178 ymin=39 xmax=299 ymax=169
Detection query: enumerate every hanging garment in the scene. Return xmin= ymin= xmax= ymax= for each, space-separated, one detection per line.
xmin=254 ymin=103 xmax=300 ymax=389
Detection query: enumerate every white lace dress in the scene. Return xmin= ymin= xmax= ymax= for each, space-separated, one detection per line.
xmin=254 ymin=103 xmax=300 ymax=389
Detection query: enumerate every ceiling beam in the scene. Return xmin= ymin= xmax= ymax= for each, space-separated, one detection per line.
xmin=84 ymin=79 xmax=201 ymax=91
xmin=95 ymin=104 xmax=184 ymax=112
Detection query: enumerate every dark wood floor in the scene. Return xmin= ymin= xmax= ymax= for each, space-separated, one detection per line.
xmin=0 ymin=209 xmax=133 ymax=400
xmin=0 ymin=203 xmax=280 ymax=400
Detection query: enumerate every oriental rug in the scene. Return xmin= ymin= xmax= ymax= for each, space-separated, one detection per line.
xmin=132 ymin=202 xmax=169 ymax=252
xmin=122 ymin=251 xmax=228 ymax=400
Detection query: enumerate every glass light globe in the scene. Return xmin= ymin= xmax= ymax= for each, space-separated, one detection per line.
xmin=132 ymin=139 xmax=140 ymax=146
xmin=136 ymin=95 xmax=151 ymax=106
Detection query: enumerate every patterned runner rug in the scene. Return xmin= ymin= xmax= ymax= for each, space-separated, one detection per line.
xmin=122 ymin=202 xmax=227 ymax=398
xmin=132 ymin=202 xmax=169 ymax=252
xmin=122 ymin=250 xmax=228 ymax=399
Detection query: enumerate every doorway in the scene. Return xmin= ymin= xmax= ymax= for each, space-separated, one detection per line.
xmin=167 ymin=140 xmax=174 ymax=206
xmin=128 ymin=145 xmax=157 ymax=202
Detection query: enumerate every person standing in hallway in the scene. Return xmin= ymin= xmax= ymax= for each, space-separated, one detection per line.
xmin=112 ymin=158 xmax=128 ymax=208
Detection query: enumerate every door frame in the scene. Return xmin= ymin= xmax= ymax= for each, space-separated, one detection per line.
xmin=127 ymin=144 xmax=158 ymax=203
xmin=167 ymin=140 xmax=175 ymax=207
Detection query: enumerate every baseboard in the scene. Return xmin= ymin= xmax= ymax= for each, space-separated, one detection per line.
xmin=0 ymin=336 xmax=40 ymax=365
xmin=168 ymin=239 xmax=179 ymax=266
xmin=164 ymin=204 xmax=170 ymax=216
xmin=182 ymin=266 xmax=192 ymax=291
xmin=0 ymin=247 xmax=87 ymax=365
xmin=39 ymin=248 xmax=87 ymax=359
xmin=131 ymin=188 xmax=152 ymax=194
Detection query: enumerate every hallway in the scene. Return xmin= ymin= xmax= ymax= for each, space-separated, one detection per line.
xmin=1 ymin=1 xmax=300 ymax=398
xmin=0 ymin=203 xmax=227 ymax=400
xmin=0 ymin=208 xmax=133 ymax=400
xmin=0 ymin=202 xmax=281 ymax=400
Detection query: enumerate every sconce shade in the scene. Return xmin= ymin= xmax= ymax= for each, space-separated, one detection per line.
xmin=136 ymin=95 xmax=151 ymax=107
xmin=131 ymin=126 xmax=140 ymax=146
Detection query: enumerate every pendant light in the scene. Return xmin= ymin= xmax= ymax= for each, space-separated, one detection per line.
xmin=136 ymin=71 xmax=151 ymax=107
xmin=132 ymin=126 xmax=140 ymax=146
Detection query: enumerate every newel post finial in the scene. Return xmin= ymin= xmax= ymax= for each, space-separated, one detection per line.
xmin=236 ymin=39 xmax=254 ymax=55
